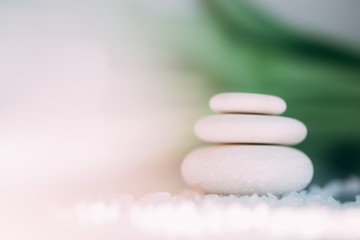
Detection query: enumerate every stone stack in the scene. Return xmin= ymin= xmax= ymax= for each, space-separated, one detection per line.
xmin=181 ymin=93 xmax=313 ymax=195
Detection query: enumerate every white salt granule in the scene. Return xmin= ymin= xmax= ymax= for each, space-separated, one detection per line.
xmin=51 ymin=177 xmax=360 ymax=240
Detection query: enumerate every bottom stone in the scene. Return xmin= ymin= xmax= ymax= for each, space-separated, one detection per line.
xmin=181 ymin=145 xmax=313 ymax=195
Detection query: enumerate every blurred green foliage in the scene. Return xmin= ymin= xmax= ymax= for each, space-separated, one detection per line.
xmin=183 ymin=0 xmax=360 ymax=183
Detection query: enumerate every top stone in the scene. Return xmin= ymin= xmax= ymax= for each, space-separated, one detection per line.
xmin=209 ymin=92 xmax=287 ymax=115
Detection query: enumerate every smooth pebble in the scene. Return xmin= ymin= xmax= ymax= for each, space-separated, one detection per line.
xmin=210 ymin=92 xmax=287 ymax=114
xmin=195 ymin=114 xmax=307 ymax=145
xmin=181 ymin=145 xmax=313 ymax=195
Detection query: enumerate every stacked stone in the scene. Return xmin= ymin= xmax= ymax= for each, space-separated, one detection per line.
xmin=181 ymin=93 xmax=313 ymax=195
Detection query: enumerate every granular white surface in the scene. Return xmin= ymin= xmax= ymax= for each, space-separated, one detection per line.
xmin=47 ymin=177 xmax=360 ymax=240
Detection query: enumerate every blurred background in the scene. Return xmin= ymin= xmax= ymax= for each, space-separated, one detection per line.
xmin=0 ymin=0 xmax=360 ymax=206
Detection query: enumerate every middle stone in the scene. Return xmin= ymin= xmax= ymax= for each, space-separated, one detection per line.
xmin=195 ymin=114 xmax=307 ymax=145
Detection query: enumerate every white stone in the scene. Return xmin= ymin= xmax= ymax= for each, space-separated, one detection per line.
xmin=209 ymin=92 xmax=287 ymax=114
xmin=195 ymin=114 xmax=307 ymax=145
xmin=181 ymin=145 xmax=313 ymax=195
